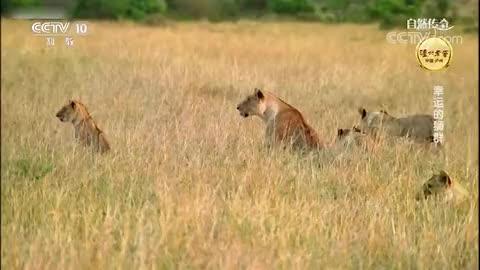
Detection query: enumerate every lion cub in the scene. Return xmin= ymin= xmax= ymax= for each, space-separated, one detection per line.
xmin=415 ymin=170 xmax=468 ymax=203
xmin=56 ymin=100 xmax=111 ymax=153
xmin=335 ymin=126 xmax=365 ymax=148
xmin=357 ymin=107 xmax=434 ymax=143
xmin=236 ymin=88 xmax=325 ymax=151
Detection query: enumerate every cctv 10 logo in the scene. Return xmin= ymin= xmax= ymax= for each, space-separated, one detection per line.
xmin=32 ymin=21 xmax=88 ymax=36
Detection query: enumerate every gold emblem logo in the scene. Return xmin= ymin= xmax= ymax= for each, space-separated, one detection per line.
xmin=416 ymin=37 xmax=452 ymax=71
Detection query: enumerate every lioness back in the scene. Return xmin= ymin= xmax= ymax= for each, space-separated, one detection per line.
xmin=275 ymin=109 xmax=323 ymax=149
xmin=358 ymin=107 xmax=434 ymax=143
xmin=96 ymin=129 xmax=111 ymax=153
xmin=396 ymin=114 xmax=433 ymax=141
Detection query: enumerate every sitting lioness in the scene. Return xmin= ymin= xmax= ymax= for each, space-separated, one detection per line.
xmin=357 ymin=107 xmax=434 ymax=143
xmin=415 ymin=170 xmax=468 ymax=203
xmin=56 ymin=100 xmax=111 ymax=153
xmin=236 ymin=88 xmax=325 ymax=150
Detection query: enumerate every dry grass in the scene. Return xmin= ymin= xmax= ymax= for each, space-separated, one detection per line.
xmin=1 ymin=19 xmax=478 ymax=269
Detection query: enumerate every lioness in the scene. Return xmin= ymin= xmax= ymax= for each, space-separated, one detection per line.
xmin=236 ymin=88 xmax=325 ymax=150
xmin=357 ymin=107 xmax=434 ymax=143
xmin=56 ymin=100 xmax=111 ymax=153
xmin=415 ymin=170 xmax=468 ymax=203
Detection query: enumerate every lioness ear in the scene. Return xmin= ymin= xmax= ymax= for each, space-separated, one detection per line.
xmin=358 ymin=108 xmax=367 ymax=119
xmin=438 ymin=170 xmax=452 ymax=186
xmin=446 ymin=175 xmax=452 ymax=187
xmin=337 ymin=129 xmax=344 ymax=136
xmin=69 ymin=100 xmax=76 ymax=108
xmin=255 ymin=88 xmax=264 ymax=99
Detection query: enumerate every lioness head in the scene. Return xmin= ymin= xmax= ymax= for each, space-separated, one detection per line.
xmin=336 ymin=126 xmax=362 ymax=140
xmin=56 ymin=100 xmax=82 ymax=123
xmin=336 ymin=126 xmax=365 ymax=147
xmin=357 ymin=107 xmax=392 ymax=135
xmin=236 ymin=88 xmax=266 ymax=118
xmin=416 ymin=170 xmax=453 ymax=201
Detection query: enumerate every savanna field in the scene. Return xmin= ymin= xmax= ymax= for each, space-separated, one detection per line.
xmin=1 ymin=19 xmax=478 ymax=269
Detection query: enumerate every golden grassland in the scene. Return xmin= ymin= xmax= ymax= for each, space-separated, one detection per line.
xmin=1 ymin=19 xmax=478 ymax=269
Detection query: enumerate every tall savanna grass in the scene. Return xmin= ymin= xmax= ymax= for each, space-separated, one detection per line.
xmin=1 ymin=19 xmax=478 ymax=269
